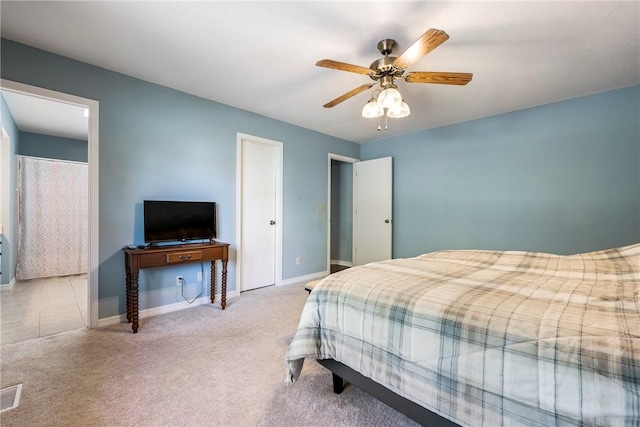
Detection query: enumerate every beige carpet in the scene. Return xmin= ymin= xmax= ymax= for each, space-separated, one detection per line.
xmin=0 ymin=282 xmax=418 ymax=427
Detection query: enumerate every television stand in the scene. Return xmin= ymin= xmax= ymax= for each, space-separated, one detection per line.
xmin=123 ymin=241 xmax=230 ymax=333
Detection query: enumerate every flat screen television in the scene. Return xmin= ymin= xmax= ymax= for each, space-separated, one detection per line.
xmin=143 ymin=200 xmax=217 ymax=244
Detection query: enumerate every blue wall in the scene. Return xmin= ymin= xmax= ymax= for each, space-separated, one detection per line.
xmin=18 ymin=132 xmax=88 ymax=162
xmin=0 ymin=94 xmax=19 ymax=285
xmin=361 ymin=85 xmax=640 ymax=257
xmin=1 ymin=39 xmax=359 ymax=318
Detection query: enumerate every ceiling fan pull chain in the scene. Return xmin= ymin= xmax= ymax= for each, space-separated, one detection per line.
xmin=377 ymin=115 xmax=381 ymax=131
xmin=385 ymin=113 xmax=389 ymax=130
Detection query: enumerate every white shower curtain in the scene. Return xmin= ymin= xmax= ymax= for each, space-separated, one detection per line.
xmin=16 ymin=156 xmax=88 ymax=280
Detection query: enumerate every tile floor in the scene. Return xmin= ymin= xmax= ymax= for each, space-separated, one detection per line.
xmin=0 ymin=275 xmax=87 ymax=345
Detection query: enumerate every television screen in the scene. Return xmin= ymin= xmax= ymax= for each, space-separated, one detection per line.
xmin=144 ymin=200 xmax=216 ymax=243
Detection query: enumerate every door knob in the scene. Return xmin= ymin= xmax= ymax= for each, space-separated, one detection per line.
xmin=270 ymin=220 xmax=276 ymax=225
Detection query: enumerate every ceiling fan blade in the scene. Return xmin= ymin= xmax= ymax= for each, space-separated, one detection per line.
xmin=393 ymin=29 xmax=449 ymax=70
xmin=316 ymin=59 xmax=373 ymax=75
xmin=323 ymin=83 xmax=375 ymax=108
xmin=404 ymin=71 xmax=473 ymax=85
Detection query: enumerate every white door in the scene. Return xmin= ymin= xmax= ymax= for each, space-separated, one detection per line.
xmin=238 ymin=135 xmax=282 ymax=291
xmin=353 ymin=157 xmax=393 ymax=265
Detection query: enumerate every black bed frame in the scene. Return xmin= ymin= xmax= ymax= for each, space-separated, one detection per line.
xmin=317 ymin=359 xmax=460 ymax=427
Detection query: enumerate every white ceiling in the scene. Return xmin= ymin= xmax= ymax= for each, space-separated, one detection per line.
xmin=1 ymin=90 xmax=88 ymax=140
xmin=1 ymin=1 xmax=638 ymax=144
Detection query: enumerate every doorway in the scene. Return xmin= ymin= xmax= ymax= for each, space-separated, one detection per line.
xmin=0 ymin=79 xmax=99 ymax=332
xmin=236 ymin=133 xmax=283 ymax=292
xmin=327 ymin=155 xmax=393 ymax=269
xmin=327 ymin=154 xmax=358 ymax=273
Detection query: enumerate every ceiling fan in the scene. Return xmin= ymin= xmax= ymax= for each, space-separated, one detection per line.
xmin=317 ymin=28 xmax=472 ymax=127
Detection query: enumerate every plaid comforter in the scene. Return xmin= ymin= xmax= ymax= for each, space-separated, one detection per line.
xmin=285 ymin=244 xmax=640 ymax=427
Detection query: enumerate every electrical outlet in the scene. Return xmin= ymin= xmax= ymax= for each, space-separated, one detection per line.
xmin=296 ymin=257 xmax=301 ymax=265
xmin=197 ymin=271 xmax=202 ymax=282
xmin=176 ymin=275 xmax=184 ymax=286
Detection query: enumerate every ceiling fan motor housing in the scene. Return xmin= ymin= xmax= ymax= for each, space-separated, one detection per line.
xmin=370 ymin=56 xmax=398 ymax=73
xmin=370 ymin=39 xmax=406 ymax=81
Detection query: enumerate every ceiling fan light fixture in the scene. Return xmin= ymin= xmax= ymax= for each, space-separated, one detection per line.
xmin=377 ymin=87 xmax=402 ymax=110
xmin=362 ymin=97 xmax=384 ymax=118
xmin=387 ymin=100 xmax=410 ymax=118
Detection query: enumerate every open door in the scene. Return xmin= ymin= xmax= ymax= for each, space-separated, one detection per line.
xmin=353 ymin=157 xmax=392 ymax=265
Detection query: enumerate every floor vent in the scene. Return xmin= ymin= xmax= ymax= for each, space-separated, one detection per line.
xmin=0 ymin=383 xmax=22 ymax=412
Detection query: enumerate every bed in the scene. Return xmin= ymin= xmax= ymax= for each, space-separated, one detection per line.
xmin=285 ymin=244 xmax=640 ymax=426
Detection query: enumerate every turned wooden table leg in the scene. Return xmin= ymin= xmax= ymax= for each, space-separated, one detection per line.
xmin=221 ymin=260 xmax=228 ymax=310
xmin=131 ymin=272 xmax=139 ymax=333
xmin=125 ymin=269 xmax=132 ymax=323
xmin=210 ymin=261 xmax=217 ymax=304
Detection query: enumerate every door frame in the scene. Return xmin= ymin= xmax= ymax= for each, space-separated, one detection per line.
xmin=236 ymin=133 xmax=283 ymax=292
xmin=1 ymin=79 xmax=99 ymax=328
xmin=327 ymin=153 xmax=359 ymax=272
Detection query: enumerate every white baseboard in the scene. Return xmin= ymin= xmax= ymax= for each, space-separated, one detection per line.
xmin=0 ymin=278 xmax=16 ymax=289
xmin=97 ymin=290 xmax=240 ymax=328
xmin=280 ymin=270 xmax=329 ymax=287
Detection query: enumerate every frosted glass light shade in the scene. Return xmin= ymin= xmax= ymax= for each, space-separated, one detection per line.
xmin=377 ymin=88 xmax=402 ymax=109
xmin=387 ymin=100 xmax=410 ymax=118
xmin=362 ymin=99 xmax=384 ymax=118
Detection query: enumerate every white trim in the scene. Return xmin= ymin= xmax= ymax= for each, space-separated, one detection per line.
xmin=0 ymin=383 xmax=22 ymax=413
xmin=236 ymin=133 xmax=283 ymax=292
xmin=0 ymin=278 xmax=16 ymax=289
xmin=1 ymin=127 xmax=10 ymax=281
xmin=0 ymin=79 xmax=99 ymax=329
xmin=327 ymin=153 xmax=359 ymax=273
xmin=280 ymin=270 xmax=328 ymax=287
xmin=97 ymin=291 xmax=241 ymax=328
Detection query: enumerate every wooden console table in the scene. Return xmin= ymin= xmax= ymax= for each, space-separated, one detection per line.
xmin=123 ymin=241 xmax=229 ymax=333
